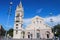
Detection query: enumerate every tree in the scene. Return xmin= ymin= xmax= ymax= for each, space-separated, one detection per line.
xmin=7 ymin=28 xmax=13 ymax=37
xmin=53 ymin=24 xmax=60 ymax=37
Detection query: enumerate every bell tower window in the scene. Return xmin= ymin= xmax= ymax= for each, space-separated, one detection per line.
xmin=16 ymin=13 xmax=20 ymax=17
xmin=16 ymin=24 xmax=18 ymax=26
xmin=16 ymin=27 xmax=18 ymax=29
xmin=16 ymin=20 xmax=19 ymax=22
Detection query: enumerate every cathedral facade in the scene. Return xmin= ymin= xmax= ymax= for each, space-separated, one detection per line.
xmin=13 ymin=1 xmax=54 ymax=39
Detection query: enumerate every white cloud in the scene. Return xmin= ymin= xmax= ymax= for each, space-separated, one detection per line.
xmin=23 ymin=14 xmax=60 ymax=27
xmin=23 ymin=18 xmax=31 ymax=27
xmin=44 ymin=14 xmax=60 ymax=26
xmin=36 ymin=8 xmax=43 ymax=13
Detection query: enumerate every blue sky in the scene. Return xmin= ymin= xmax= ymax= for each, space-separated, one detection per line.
xmin=0 ymin=0 xmax=60 ymax=30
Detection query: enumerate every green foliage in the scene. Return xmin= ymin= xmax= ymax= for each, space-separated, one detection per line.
xmin=7 ymin=28 xmax=13 ymax=37
xmin=53 ymin=24 xmax=60 ymax=37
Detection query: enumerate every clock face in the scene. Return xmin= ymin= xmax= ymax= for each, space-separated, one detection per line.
xmin=16 ymin=13 xmax=20 ymax=17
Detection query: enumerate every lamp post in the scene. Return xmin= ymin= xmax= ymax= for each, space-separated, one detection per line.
xmin=5 ymin=1 xmax=13 ymax=40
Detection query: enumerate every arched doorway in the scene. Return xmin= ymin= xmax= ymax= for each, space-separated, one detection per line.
xmin=27 ymin=32 xmax=33 ymax=38
xmin=28 ymin=32 xmax=30 ymax=38
xmin=36 ymin=29 xmax=40 ymax=38
xmin=46 ymin=31 xmax=50 ymax=39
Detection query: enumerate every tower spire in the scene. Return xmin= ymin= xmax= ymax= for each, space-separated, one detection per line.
xmin=16 ymin=0 xmax=23 ymax=11
xmin=19 ymin=0 xmax=22 ymax=8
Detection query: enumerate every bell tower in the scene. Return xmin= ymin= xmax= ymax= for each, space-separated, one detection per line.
xmin=13 ymin=1 xmax=24 ymax=39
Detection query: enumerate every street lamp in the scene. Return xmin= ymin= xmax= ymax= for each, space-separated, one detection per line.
xmin=5 ymin=1 xmax=13 ymax=40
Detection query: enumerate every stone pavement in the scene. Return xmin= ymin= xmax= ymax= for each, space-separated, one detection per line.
xmin=1 ymin=36 xmax=59 ymax=40
xmin=1 ymin=37 xmax=55 ymax=40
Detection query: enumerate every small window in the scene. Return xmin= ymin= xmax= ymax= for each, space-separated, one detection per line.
xmin=31 ymin=34 xmax=33 ymax=38
xmin=28 ymin=32 xmax=30 ymax=34
xmin=16 ymin=20 xmax=19 ymax=22
xmin=40 ymin=21 xmax=41 ymax=23
xmin=16 ymin=27 xmax=18 ymax=29
xmin=16 ymin=24 xmax=18 ymax=26
xmin=36 ymin=21 xmax=39 ymax=23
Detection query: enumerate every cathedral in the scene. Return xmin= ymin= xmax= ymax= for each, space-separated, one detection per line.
xmin=13 ymin=1 xmax=54 ymax=39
